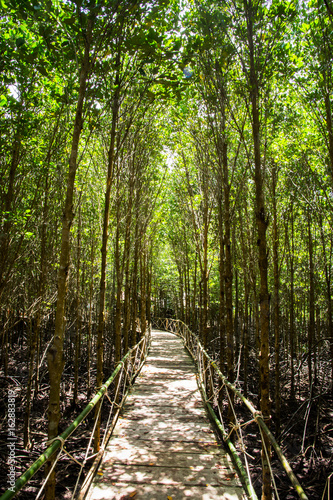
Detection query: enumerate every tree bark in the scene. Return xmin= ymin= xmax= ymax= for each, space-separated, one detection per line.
xmin=289 ymin=207 xmax=295 ymax=400
xmin=140 ymin=246 xmax=147 ymax=338
xmin=130 ymin=213 xmax=140 ymax=347
xmin=24 ymin=171 xmax=49 ymax=448
xmin=0 ymin=114 xmax=22 ymax=302
xmin=94 ymin=54 xmax=121 ymax=452
xmin=245 ymin=1 xmax=271 ymax=496
xmin=272 ymin=166 xmax=281 ymax=438
xmin=114 ymin=184 xmax=122 ymax=365
xmin=319 ymin=215 xmax=333 ymax=392
xmin=324 ymin=91 xmax=333 ymax=182
xmin=46 ymin=17 xmax=94 ymax=499
xmin=87 ymin=236 xmax=95 ymax=399
xmin=308 ymin=213 xmax=314 ymax=389
xmin=73 ymin=204 xmax=82 ymax=404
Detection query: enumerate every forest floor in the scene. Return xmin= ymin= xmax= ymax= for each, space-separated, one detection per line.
xmin=236 ymin=356 xmax=333 ymax=499
xmin=240 ymin=389 xmax=333 ymax=499
xmin=0 ymin=339 xmax=333 ymax=499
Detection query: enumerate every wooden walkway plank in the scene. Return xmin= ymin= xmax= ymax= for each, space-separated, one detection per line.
xmin=85 ymin=330 xmax=247 ymax=500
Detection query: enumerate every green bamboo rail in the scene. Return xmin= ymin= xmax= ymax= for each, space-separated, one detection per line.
xmin=154 ymin=317 xmax=309 ymax=500
xmin=0 ymin=334 xmax=150 ymax=500
xmin=196 ymin=377 xmax=258 ymax=500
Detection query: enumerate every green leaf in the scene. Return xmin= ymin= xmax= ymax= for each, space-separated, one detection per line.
xmin=0 ymin=95 xmax=8 ymax=106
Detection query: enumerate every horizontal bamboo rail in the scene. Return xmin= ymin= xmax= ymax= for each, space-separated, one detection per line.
xmin=153 ymin=317 xmax=309 ymax=500
xmin=0 ymin=332 xmax=150 ymax=500
xmin=196 ymin=374 xmax=258 ymax=500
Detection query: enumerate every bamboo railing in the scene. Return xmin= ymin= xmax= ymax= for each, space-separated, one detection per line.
xmin=153 ymin=318 xmax=308 ymax=500
xmin=0 ymin=331 xmax=150 ymax=500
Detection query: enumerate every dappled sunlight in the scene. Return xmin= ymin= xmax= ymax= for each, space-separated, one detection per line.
xmin=86 ymin=331 xmax=245 ymax=500
xmin=89 ymin=482 xmax=244 ymax=500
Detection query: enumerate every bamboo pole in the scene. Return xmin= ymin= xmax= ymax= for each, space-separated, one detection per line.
xmin=197 ymin=377 xmax=258 ymax=500
xmin=255 ymin=417 xmax=308 ymax=500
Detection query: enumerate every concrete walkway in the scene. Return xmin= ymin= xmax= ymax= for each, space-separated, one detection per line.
xmin=85 ymin=330 xmax=246 ymax=500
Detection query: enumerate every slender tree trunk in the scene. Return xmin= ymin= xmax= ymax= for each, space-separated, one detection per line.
xmin=218 ymin=197 xmax=226 ymax=374
xmin=308 ymin=213 xmax=314 ymax=389
xmin=243 ymin=282 xmax=249 ymax=398
xmin=272 ymin=166 xmax=281 ymax=438
xmin=87 ymin=237 xmax=95 ymax=399
xmin=192 ymin=255 xmax=198 ymax=332
xmin=94 ymin=57 xmax=120 ymax=452
xmin=46 ymin=18 xmax=94 ymax=499
xmin=246 ymin=2 xmax=271 ymax=496
xmin=140 ymin=246 xmax=147 ymax=338
xmin=130 ymin=217 xmax=140 ymax=347
xmin=123 ymin=261 xmax=131 ymax=354
xmin=324 ymin=90 xmax=333 ymax=182
xmin=131 ymin=183 xmax=143 ymax=341
xmin=324 ymin=85 xmax=333 ymax=368
xmin=319 ymin=215 xmax=333 ymax=392
xmin=239 ymin=198 xmax=250 ymax=397
xmin=315 ymin=306 xmax=319 ymax=383
xmin=122 ymin=172 xmax=134 ymax=353
xmin=0 ymin=115 xmax=21 ymax=302
xmin=202 ymin=178 xmax=209 ymax=348
xmin=24 ymin=172 xmax=49 ymax=448
xmin=180 ymin=268 xmax=185 ymax=321
xmin=184 ymin=231 xmax=191 ymax=326
xmin=234 ymin=267 xmax=239 ymax=360
xmin=147 ymin=250 xmax=152 ymax=332
xmin=73 ymin=205 xmax=82 ymax=404
xmin=254 ymin=289 xmax=260 ymax=352
xmin=184 ymin=261 xmax=188 ymax=325
xmin=289 ymin=209 xmax=295 ymax=400
xmin=115 ymin=191 xmax=122 ymax=365
xmin=220 ymin=132 xmax=234 ymax=431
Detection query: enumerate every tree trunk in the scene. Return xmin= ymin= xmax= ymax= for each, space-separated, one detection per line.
xmin=73 ymin=205 xmax=82 ymax=405
xmin=147 ymin=250 xmax=152 ymax=332
xmin=123 ymin=261 xmax=131 ymax=355
xmin=46 ymin=17 xmax=94 ymax=499
xmin=272 ymin=166 xmax=281 ymax=438
xmin=130 ymin=216 xmax=140 ymax=347
xmin=0 ymin=114 xmax=21 ymax=302
xmin=115 ymin=192 xmax=122 ymax=365
xmin=240 ymin=276 xmax=248 ymax=396
xmin=122 ymin=170 xmax=134 ymax=354
xmin=308 ymin=213 xmax=314 ymax=389
xmin=179 ymin=266 xmax=184 ymax=322
xmin=24 ymin=171 xmax=49 ymax=448
xmin=289 ymin=208 xmax=295 ymax=400
xmin=87 ymin=236 xmax=95 ymax=399
xmin=192 ymin=255 xmax=198 ymax=332
xmin=140 ymin=247 xmax=147 ymax=338
xmin=201 ymin=173 xmax=209 ymax=349
xmin=218 ymin=195 xmax=226 ymax=374
xmin=319 ymin=215 xmax=333 ymax=393
xmin=220 ymin=132 xmax=234 ymax=432
xmin=246 ymin=2 xmax=271 ymax=496
xmin=94 ymin=56 xmax=120 ymax=452
xmin=324 ymin=90 xmax=333 ymax=182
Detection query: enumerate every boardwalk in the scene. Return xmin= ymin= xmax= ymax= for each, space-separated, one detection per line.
xmin=85 ymin=330 xmax=246 ymax=500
